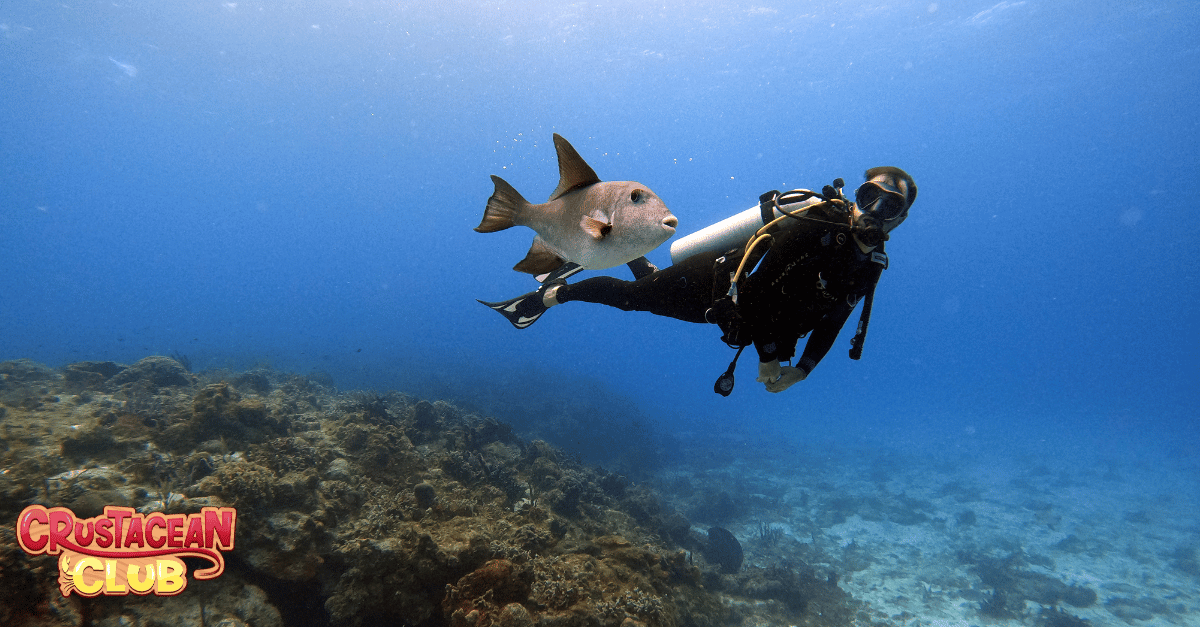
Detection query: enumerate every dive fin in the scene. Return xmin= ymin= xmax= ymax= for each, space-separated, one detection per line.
xmin=478 ymin=292 xmax=549 ymax=330
xmin=626 ymin=256 xmax=659 ymax=280
xmin=540 ymin=261 xmax=585 ymax=284
xmin=475 ymin=175 xmax=530 ymax=233
xmin=534 ymin=261 xmax=587 ymax=283
xmin=479 ymin=262 xmax=583 ymax=330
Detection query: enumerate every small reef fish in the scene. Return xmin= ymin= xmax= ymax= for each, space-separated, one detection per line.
xmin=475 ymin=134 xmax=677 ymax=275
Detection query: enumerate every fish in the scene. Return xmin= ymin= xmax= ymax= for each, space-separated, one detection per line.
xmin=474 ymin=133 xmax=678 ymax=275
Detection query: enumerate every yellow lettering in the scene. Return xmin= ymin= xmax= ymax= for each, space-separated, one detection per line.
xmin=127 ymin=562 xmax=155 ymax=593
xmin=71 ymin=556 xmax=104 ymax=595
xmin=156 ymin=558 xmax=186 ymax=594
xmin=105 ymin=559 xmax=128 ymax=593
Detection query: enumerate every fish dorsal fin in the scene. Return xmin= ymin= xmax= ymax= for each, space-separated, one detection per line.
xmin=580 ymin=214 xmax=612 ymax=241
xmin=549 ymin=133 xmax=602 ymax=201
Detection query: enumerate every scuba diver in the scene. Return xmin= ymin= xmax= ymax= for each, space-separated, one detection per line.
xmin=479 ymin=167 xmax=917 ymax=395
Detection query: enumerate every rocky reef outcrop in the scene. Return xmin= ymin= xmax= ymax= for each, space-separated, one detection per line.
xmin=0 ymin=356 xmax=861 ymax=627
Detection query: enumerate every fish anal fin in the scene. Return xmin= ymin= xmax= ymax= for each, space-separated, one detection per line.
xmin=580 ymin=214 xmax=612 ymax=240
xmin=549 ymin=134 xmax=602 ymax=201
xmin=513 ymin=239 xmax=566 ymax=275
xmin=476 ymin=175 xmax=530 ymax=233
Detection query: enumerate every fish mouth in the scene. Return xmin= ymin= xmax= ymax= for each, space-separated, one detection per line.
xmin=662 ymin=216 xmax=679 ymax=234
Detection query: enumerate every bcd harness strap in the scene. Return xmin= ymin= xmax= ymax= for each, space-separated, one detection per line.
xmin=711 ymin=183 xmax=887 ymax=395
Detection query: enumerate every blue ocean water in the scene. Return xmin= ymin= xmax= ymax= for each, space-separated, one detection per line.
xmin=2 ymin=0 xmax=1196 ymax=493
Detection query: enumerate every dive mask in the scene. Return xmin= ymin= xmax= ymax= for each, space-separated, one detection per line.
xmin=855 ymin=180 xmax=908 ymax=222
xmin=855 ymin=166 xmax=917 ymax=225
xmin=851 ymin=167 xmax=916 ymax=246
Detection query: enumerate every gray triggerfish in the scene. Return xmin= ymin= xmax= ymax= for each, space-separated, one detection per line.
xmin=474 ymin=134 xmax=677 ymax=275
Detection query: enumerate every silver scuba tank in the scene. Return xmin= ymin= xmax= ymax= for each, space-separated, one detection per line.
xmin=668 ymin=194 xmax=822 ymax=265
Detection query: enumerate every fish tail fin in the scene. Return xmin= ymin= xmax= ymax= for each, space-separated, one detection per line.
xmin=475 ymin=175 xmax=530 ymax=233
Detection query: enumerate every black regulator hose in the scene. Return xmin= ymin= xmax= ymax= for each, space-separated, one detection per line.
xmin=714 ymin=345 xmax=746 ymax=397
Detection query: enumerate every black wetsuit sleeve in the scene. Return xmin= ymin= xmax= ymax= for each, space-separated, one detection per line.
xmin=752 ymin=332 xmax=793 ymax=364
xmin=749 ymin=297 xmax=855 ymax=367
xmin=554 ymin=248 xmax=720 ymax=324
xmin=795 ymin=300 xmax=857 ymax=374
xmin=741 ymin=209 xmax=880 ymax=371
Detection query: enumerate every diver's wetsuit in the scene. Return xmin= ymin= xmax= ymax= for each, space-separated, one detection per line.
xmin=555 ymin=202 xmax=886 ymax=373
xmin=553 ymin=249 xmax=721 ymax=324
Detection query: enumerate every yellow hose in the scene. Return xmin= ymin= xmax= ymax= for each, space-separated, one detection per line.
xmin=727 ymin=196 xmax=846 ymax=301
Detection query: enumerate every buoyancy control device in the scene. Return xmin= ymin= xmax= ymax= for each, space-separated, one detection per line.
xmin=697 ymin=179 xmax=886 ymax=395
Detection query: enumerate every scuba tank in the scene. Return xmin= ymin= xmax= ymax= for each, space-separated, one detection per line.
xmin=669 ymin=195 xmax=823 ymax=265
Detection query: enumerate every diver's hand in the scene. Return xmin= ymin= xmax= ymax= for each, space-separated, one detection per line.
xmin=756 ymin=360 xmax=781 ymax=385
xmin=764 ymin=366 xmax=807 ymax=393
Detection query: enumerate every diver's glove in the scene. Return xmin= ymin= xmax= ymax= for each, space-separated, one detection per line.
xmin=764 ymin=366 xmax=807 ymax=394
xmin=756 ymin=360 xmax=781 ymax=385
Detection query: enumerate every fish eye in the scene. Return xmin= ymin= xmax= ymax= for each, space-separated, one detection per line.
xmin=630 ymin=189 xmax=643 ymax=202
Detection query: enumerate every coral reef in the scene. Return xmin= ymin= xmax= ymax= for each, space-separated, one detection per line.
xmin=703 ymin=527 xmax=742 ymax=574
xmin=958 ymin=548 xmax=1098 ymax=622
xmin=0 ymin=356 xmax=861 ymax=627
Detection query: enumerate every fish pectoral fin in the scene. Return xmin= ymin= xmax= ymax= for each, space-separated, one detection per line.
xmin=580 ymin=215 xmax=613 ymax=240
xmin=513 ymin=239 xmax=566 ymax=275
